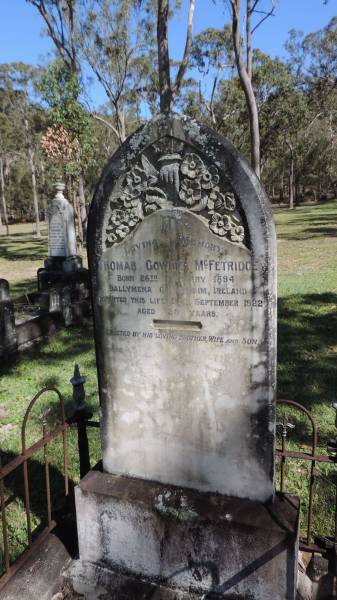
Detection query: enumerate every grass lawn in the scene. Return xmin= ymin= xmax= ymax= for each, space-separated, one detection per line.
xmin=0 ymin=222 xmax=87 ymax=298
xmin=1 ymin=201 xmax=337 ymax=565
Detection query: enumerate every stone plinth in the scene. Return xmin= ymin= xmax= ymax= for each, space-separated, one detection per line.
xmin=37 ymin=266 xmax=88 ymax=292
xmin=72 ymin=470 xmax=299 ymax=600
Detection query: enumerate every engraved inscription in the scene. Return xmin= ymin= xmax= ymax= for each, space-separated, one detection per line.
xmin=98 ymin=210 xmax=261 ymax=349
xmin=49 ymin=212 xmax=66 ymax=255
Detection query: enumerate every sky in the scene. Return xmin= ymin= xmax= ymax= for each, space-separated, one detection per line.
xmin=0 ymin=0 xmax=336 ymax=108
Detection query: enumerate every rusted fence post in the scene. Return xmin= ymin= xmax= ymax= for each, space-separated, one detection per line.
xmin=326 ymin=401 xmax=337 ymax=584
xmin=68 ymin=365 xmax=92 ymax=479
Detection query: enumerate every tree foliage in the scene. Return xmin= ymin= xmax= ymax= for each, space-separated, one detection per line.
xmin=1 ymin=3 xmax=336 ymax=230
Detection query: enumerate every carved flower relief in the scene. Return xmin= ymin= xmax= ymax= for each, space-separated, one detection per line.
xmin=179 ymin=178 xmax=202 ymax=206
xmin=209 ymin=213 xmax=245 ymax=243
xmin=210 ymin=213 xmax=232 ymax=237
xmin=180 ymin=154 xmax=220 ymax=191
xmin=200 ymin=165 xmax=220 ymax=190
xmin=104 ymin=147 xmax=246 ymax=248
xmin=105 ymin=207 xmax=140 ymax=247
xmin=179 ymin=154 xmax=222 ymax=211
xmin=208 ymin=190 xmax=236 ymax=213
xmin=120 ymin=166 xmax=149 ymax=208
xmin=230 ymin=223 xmax=245 ymax=243
xmin=180 ymin=153 xmax=205 ymax=179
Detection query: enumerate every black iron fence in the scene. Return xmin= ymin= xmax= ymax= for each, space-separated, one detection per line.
xmin=1 ymin=389 xmax=337 ymax=590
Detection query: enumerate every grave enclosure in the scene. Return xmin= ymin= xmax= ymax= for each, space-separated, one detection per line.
xmin=69 ymin=114 xmax=300 ymax=599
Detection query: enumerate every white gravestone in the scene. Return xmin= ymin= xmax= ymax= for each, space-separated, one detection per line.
xmin=70 ymin=115 xmax=299 ymax=600
xmin=47 ymin=182 xmax=77 ymax=258
xmin=89 ymin=115 xmax=277 ymax=503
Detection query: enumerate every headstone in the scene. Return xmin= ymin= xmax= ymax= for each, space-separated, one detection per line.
xmin=47 ymin=182 xmax=77 ymax=259
xmin=38 ymin=182 xmax=88 ymax=295
xmin=71 ymin=114 xmax=299 ymax=600
xmin=0 ymin=279 xmax=17 ymax=358
xmin=43 ymin=181 xmax=83 ymax=275
xmin=90 ymin=119 xmax=276 ymax=501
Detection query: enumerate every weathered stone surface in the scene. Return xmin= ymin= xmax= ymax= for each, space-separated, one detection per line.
xmin=0 ymin=533 xmax=72 ymax=600
xmin=47 ymin=182 xmax=77 ymax=258
xmin=66 ymin=560 xmax=204 ymax=599
xmin=88 ymin=113 xmax=277 ymax=502
xmin=0 ymin=279 xmax=17 ymax=357
xmin=74 ymin=471 xmax=299 ymax=600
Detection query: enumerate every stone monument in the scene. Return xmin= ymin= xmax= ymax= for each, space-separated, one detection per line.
xmin=69 ymin=114 xmax=299 ymax=599
xmin=0 ymin=279 xmax=17 ymax=358
xmin=38 ymin=182 xmax=88 ymax=292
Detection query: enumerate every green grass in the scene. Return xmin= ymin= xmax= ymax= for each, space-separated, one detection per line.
xmin=0 ymin=325 xmax=99 ymax=571
xmin=275 ymin=201 xmax=337 ymax=541
xmin=1 ymin=202 xmax=337 ymax=566
xmin=0 ymin=222 xmax=87 ymax=298
xmin=0 ymin=223 xmax=48 ymax=298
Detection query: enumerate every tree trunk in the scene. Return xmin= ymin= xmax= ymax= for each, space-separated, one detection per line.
xmin=246 ymin=0 xmax=252 ymax=79
xmin=231 ymin=0 xmax=260 ymax=178
xmin=117 ymin=107 xmax=126 ymax=144
xmin=73 ymin=186 xmax=83 ymax=249
xmin=24 ymin=116 xmax=40 ymax=238
xmin=0 ymin=157 xmax=9 ymax=235
xmin=287 ymin=143 xmax=295 ymax=210
xmin=40 ymin=160 xmax=47 ymax=221
xmin=28 ymin=145 xmax=41 ymax=238
xmin=157 ymin=0 xmax=173 ymax=112
xmin=78 ymin=173 xmax=87 ymax=244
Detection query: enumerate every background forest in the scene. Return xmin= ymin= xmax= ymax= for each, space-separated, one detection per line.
xmin=0 ymin=0 xmax=336 ymax=243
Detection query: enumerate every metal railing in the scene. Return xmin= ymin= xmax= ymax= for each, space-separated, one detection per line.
xmin=0 ymin=387 xmax=69 ymax=590
xmin=0 ymin=366 xmax=100 ymax=591
xmin=1 ymin=392 xmax=337 ymax=588
xmin=276 ymin=398 xmax=337 ymax=569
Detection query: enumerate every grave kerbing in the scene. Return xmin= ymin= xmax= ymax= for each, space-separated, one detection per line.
xmin=69 ymin=113 xmax=299 ymax=600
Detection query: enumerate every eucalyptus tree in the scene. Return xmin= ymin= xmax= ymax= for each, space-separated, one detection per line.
xmin=190 ymin=25 xmax=235 ymax=128
xmin=0 ymin=63 xmax=45 ymax=236
xmin=26 ymin=0 xmax=89 ymax=236
xmin=226 ymin=0 xmax=277 ymax=178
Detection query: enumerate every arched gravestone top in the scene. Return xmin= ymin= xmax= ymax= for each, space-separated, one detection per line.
xmin=88 ymin=114 xmax=277 ymax=502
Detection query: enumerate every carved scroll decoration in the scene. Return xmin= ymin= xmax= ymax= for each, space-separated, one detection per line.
xmin=104 ymin=139 xmax=246 ymax=248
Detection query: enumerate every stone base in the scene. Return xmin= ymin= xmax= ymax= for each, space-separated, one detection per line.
xmin=37 ymin=266 xmax=88 ymax=292
xmin=63 ymin=255 xmax=83 ymax=273
xmin=43 ymin=255 xmax=83 ymax=272
xmin=65 ymin=560 xmax=204 ymax=599
xmin=0 ymin=300 xmax=18 ymax=358
xmin=73 ymin=470 xmax=300 ymax=600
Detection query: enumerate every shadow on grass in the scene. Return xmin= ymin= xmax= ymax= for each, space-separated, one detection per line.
xmin=0 ymin=322 xmax=97 ymax=383
xmin=278 ymin=292 xmax=337 ymax=444
xmin=0 ymin=235 xmax=47 ymax=262
xmin=277 ymin=209 xmax=337 ymax=241
xmin=11 ymin=278 xmax=38 ymax=299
